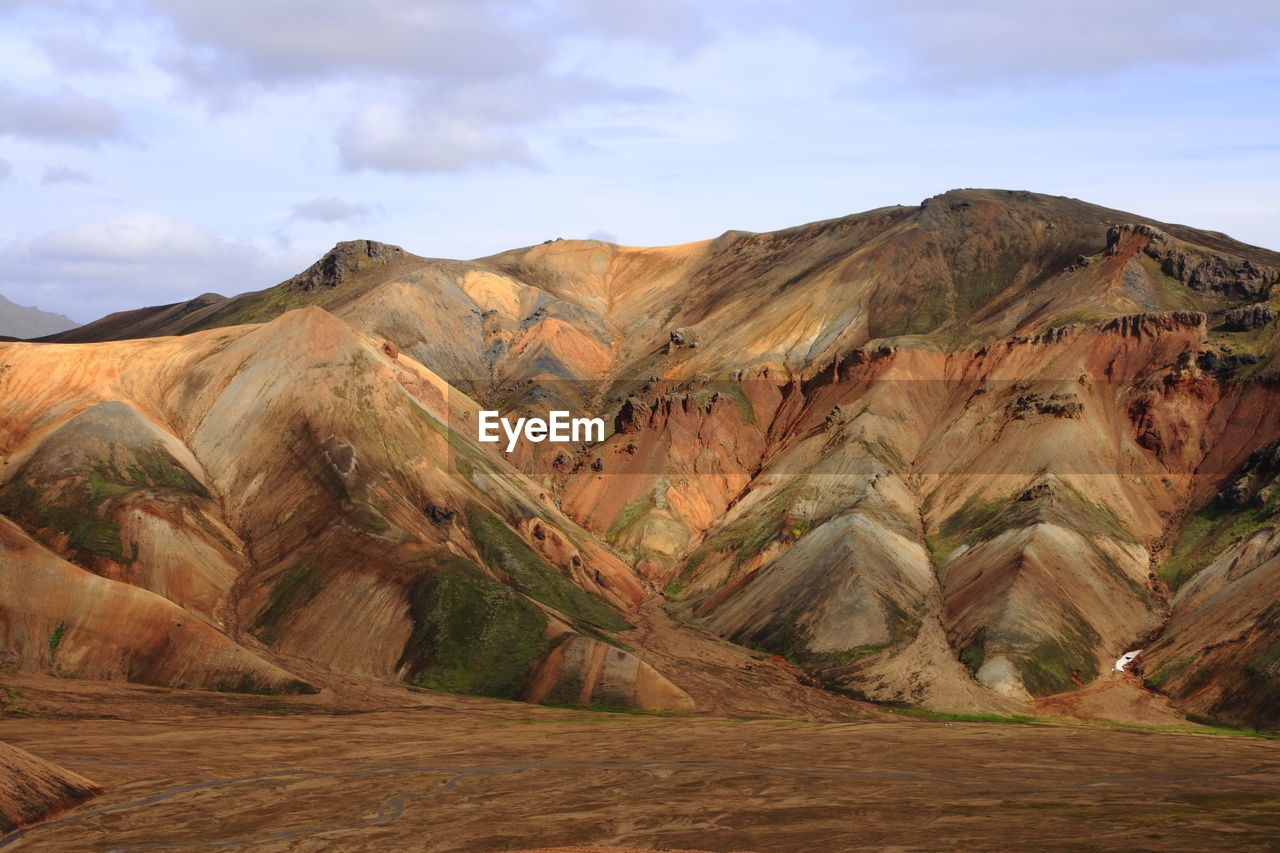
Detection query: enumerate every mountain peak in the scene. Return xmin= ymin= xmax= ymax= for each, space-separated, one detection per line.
xmin=287 ymin=240 xmax=408 ymax=293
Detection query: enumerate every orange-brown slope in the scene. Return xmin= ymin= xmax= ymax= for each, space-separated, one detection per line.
xmin=0 ymin=515 xmax=312 ymax=693
xmin=648 ymin=312 xmax=1280 ymax=713
xmin=0 ymin=309 xmax=710 ymax=711
xmin=0 ymin=742 xmax=102 ymax=835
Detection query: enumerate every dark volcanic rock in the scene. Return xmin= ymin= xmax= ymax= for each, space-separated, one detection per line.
xmin=1107 ymin=224 xmax=1279 ymax=301
xmin=423 ymin=503 xmax=456 ymax=524
xmin=1224 ymin=304 xmax=1275 ymax=332
xmin=289 ymin=240 xmax=406 ymax=292
xmin=1197 ymin=348 xmax=1259 ymax=374
xmin=1217 ymin=439 xmax=1280 ymax=508
xmin=1017 ymin=483 xmax=1055 ymax=502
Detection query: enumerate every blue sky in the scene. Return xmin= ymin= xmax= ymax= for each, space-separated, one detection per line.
xmin=1 ymin=0 xmax=1278 ymax=323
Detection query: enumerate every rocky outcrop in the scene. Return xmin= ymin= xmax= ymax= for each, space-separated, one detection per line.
xmin=1007 ymin=392 xmax=1083 ymax=419
xmin=668 ymin=327 xmax=699 ymax=350
xmin=1224 ymin=304 xmax=1275 ymax=331
xmin=1194 ymin=346 xmax=1259 ymax=374
xmin=1108 ymin=223 xmax=1279 ymax=301
xmin=287 ymin=240 xmax=406 ymax=292
xmin=1216 ymin=438 xmax=1280 ymax=508
xmin=1098 ymin=311 xmax=1206 ymax=338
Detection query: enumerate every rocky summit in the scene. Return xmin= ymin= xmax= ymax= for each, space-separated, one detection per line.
xmin=4 ymin=188 xmax=1280 ymax=744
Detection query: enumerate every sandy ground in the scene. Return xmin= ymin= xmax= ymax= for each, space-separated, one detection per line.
xmin=1 ymin=676 xmax=1279 ymax=852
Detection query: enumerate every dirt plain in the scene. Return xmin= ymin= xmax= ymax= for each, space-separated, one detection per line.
xmin=2 ymin=674 xmax=1278 ymax=852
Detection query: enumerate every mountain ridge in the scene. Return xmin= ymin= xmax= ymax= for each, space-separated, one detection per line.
xmin=0 ymin=294 xmax=78 ymax=340
xmin=4 ymin=188 xmax=1280 ymax=730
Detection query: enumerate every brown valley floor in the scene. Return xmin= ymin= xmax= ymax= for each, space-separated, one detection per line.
xmin=1 ymin=677 xmax=1278 ymax=852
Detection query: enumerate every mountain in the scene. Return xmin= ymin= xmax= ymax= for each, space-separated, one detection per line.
xmin=5 ymin=189 xmax=1280 ymax=730
xmin=0 ymin=294 xmax=78 ymax=339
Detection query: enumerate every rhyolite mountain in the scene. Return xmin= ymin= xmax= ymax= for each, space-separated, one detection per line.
xmin=0 ymin=294 xmax=78 ymax=340
xmin=5 ymin=188 xmax=1280 ymax=730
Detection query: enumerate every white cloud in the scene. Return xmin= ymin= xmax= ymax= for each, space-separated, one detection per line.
xmin=0 ymin=83 xmax=120 ymax=145
xmin=336 ymin=107 xmax=533 ymax=174
xmin=27 ymin=211 xmax=245 ymax=264
xmin=150 ymin=0 xmax=546 ymax=87
xmin=288 ymin=196 xmax=371 ymax=223
xmin=1 ymin=211 xmax=287 ymax=321
xmin=0 ymin=84 xmax=121 ymax=145
xmin=0 ymin=158 xmax=11 ymax=179
xmin=554 ymin=0 xmax=713 ymax=52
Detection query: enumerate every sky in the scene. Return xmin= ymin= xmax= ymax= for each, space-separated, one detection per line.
xmin=0 ymin=0 xmax=1278 ymax=324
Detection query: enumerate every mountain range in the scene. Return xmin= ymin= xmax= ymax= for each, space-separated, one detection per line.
xmin=3 ymin=188 xmax=1280 ymax=734
xmin=0 ymin=294 xmax=78 ymax=340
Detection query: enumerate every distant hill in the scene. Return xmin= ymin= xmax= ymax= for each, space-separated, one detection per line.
xmin=0 ymin=294 xmax=78 ymax=338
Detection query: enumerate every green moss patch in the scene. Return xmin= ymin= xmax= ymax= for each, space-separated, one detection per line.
xmin=1146 ymin=655 xmax=1195 ymax=690
xmin=929 ymin=483 xmax=1137 ymax=565
xmin=47 ymin=621 xmax=67 ymax=662
xmin=252 ymin=562 xmax=322 ymax=645
xmin=1013 ymin=612 xmax=1101 ymax=697
xmin=1163 ymin=501 xmax=1276 ymax=592
xmin=0 ymin=442 xmax=209 ymax=567
xmin=466 ymin=504 xmax=631 ymax=632
xmin=733 ymin=612 xmax=888 ymax=667
xmin=959 ymin=630 xmax=986 ymax=676
xmin=1 ymin=477 xmax=127 ymax=563
xmin=399 ymin=556 xmax=549 ymax=699
xmin=606 ymin=496 xmax=653 ymax=545
xmin=678 ymin=475 xmax=808 ymax=582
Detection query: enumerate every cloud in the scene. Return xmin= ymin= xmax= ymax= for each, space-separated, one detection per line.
xmin=0 ymin=211 xmax=284 ymax=321
xmin=288 ymin=195 xmax=371 ymax=223
xmin=328 ymin=69 xmax=669 ymax=175
xmin=38 ymin=35 xmax=129 ymax=74
xmin=844 ymin=0 xmax=1280 ymax=88
xmin=554 ymin=0 xmax=713 ymax=53
xmin=150 ymin=0 xmax=546 ymax=88
xmin=0 ymin=85 xmax=121 ymax=145
xmin=336 ymin=107 xmax=533 ymax=174
xmin=25 ymin=211 xmax=245 ymax=265
xmin=0 ymin=159 xmax=11 ymax=180
xmin=41 ymin=164 xmax=94 ymax=184
xmin=139 ymin=0 xmax=679 ymax=172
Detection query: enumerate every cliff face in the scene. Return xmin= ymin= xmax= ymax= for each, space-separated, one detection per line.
xmin=5 ymin=189 xmax=1280 ymax=725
